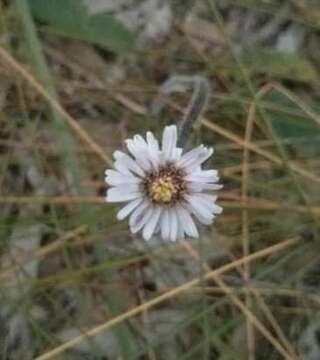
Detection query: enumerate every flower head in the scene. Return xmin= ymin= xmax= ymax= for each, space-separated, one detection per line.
xmin=105 ymin=125 xmax=222 ymax=241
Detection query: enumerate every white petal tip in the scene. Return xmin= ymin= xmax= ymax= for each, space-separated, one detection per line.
xmin=214 ymin=205 xmax=223 ymax=214
xmin=130 ymin=226 xmax=139 ymax=234
xmin=113 ymin=150 xmax=123 ymax=159
xmin=116 ymin=211 xmax=128 ymax=221
xmin=106 ymin=197 xmax=120 ymax=203
xmin=143 ymin=233 xmax=152 ymax=241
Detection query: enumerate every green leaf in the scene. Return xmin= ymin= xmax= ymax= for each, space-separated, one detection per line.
xmin=27 ymin=0 xmax=135 ymax=53
xmin=264 ymin=92 xmax=320 ymax=139
xmin=240 ymin=47 xmax=318 ymax=83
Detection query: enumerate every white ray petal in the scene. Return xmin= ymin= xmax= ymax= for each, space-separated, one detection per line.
xmin=189 ymin=194 xmax=223 ymax=215
xmin=126 ymin=140 xmax=152 ymax=171
xmin=134 ymin=134 xmax=148 ymax=147
xmin=185 ymin=172 xmax=219 ymax=183
xmin=146 ymin=132 xmax=160 ymax=170
xmin=162 ymin=125 xmax=178 ymax=162
xmin=187 ymin=194 xmax=216 ymax=213
xmin=196 ymin=193 xmax=218 ymax=203
xmin=161 ymin=208 xmax=170 ymax=241
xmin=196 ymin=195 xmax=223 ymax=214
xmin=106 ymin=186 xmax=141 ymax=202
xmin=113 ymin=151 xmax=145 ymax=177
xmin=185 ymin=195 xmax=214 ymax=221
xmin=199 ymin=183 xmax=223 ymax=191
xmin=186 ymin=182 xmax=223 ymax=193
xmin=142 ymin=206 xmax=162 ymax=240
xmin=169 ymin=207 xmax=178 ymax=241
xmin=193 ymin=169 xmax=218 ymax=178
xmin=131 ymin=206 xmax=154 ymax=234
xmin=183 ymin=201 xmax=214 ymax=225
xmin=105 ymin=178 xmax=138 ymax=186
xmin=177 ymin=145 xmax=203 ymax=167
xmin=154 ymin=221 xmax=161 ymax=235
xmin=113 ymin=162 xmax=129 ymax=176
xmin=129 ymin=200 xmax=150 ymax=227
xmin=117 ymin=197 xmax=144 ymax=221
xmin=184 ymin=148 xmax=213 ymax=171
xmin=147 ymin=131 xmax=159 ymax=151
xmin=105 ymin=172 xmax=141 ymax=186
xmin=177 ymin=205 xmax=199 ymax=238
xmin=212 ymin=204 xmax=223 ymax=214
xmin=171 ymin=147 xmax=183 ymax=162
xmin=185 ymin=182 xmax=204 ymax=193
xmin=105 ymin=169 xmax=121 ymax=177
xmin=177 ymin=214 xmax=185 ymax=240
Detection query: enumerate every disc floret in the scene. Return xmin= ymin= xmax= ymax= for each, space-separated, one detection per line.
xmin=146 ymin=167 xmax=185 ymax=204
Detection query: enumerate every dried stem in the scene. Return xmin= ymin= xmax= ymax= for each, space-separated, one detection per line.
xmin=152 ymin=75 xmax=210 ymax=146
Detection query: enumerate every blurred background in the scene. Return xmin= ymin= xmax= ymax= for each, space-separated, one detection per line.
xmin=1 ymin=0 xmax=320 ymax=359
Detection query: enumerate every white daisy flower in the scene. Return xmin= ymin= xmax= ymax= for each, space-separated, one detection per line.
xmin=105 ymin=125 xmax=222 ymax=241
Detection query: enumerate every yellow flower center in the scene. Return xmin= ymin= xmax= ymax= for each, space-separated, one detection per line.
xmin=149 ymin=177 xmax=177 ymax=203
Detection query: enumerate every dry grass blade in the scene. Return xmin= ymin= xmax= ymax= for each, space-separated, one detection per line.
xmin=242 ymin=95 xmax=256 ymax=360
xmin=183 ymin=286 xmax=320 ymax=306
xmin=0 ymin=46 xmax=111 ymax=165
